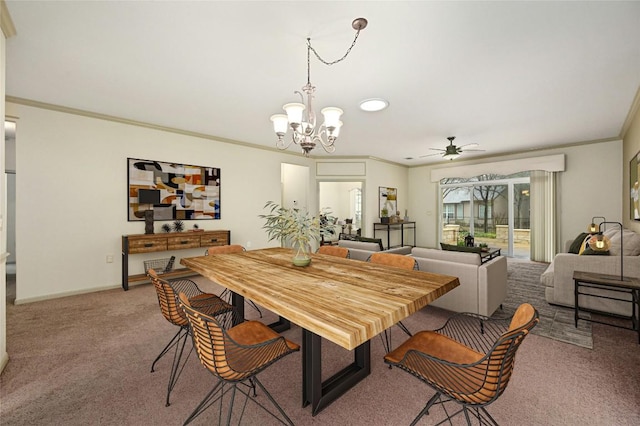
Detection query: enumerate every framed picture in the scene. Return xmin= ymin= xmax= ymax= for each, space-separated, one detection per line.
xmin=631 ymin=151 xmax=640 ymax=220
xmin=379 ymin=186 xmax=397 ymax=217
xmin=127 ymin=158 xmax=221 ymax=221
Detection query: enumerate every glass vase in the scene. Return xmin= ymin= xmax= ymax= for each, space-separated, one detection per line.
xmin=292 ymin=241 xmax=311 ymax=267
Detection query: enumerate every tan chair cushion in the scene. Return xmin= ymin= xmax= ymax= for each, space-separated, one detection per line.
xmin=227 ymin=321 xmax=300 ymax=351
xmin=384 ymin=330 xmax=484 ymax=365
xmin=317 ymin=245 xmax=349 ymax=258
xmin=369 ymin=252 xmax=416 ymax=270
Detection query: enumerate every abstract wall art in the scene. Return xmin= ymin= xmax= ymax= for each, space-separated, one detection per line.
xmin=128 ymin=158 xmax=221 ymax=221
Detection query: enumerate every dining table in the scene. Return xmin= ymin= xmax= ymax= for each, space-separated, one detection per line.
xmin=180 ymin=247 xmax=459 ymax=416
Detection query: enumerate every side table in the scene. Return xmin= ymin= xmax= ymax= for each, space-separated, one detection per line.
xmin=573 ymin=271 xmax=640 ymax=343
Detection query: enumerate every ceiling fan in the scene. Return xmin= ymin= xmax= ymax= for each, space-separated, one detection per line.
xmin=420 ymin=136 xmax=485 ymax=160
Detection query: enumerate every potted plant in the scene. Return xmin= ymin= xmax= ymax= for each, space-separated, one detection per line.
xmin=381 ymin=208 xmax=390 ymax=224
xmin=259 ymin=201 xmax=334 ymax=266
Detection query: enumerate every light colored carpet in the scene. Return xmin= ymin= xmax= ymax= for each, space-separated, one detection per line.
xmin=497 ymin=259 xmax=593 ymax=349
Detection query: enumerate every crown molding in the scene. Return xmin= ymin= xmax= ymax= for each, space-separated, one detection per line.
xmin=621 ymin=84 xmax=640 ymax=139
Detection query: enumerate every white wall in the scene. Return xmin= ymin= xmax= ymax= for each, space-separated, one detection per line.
xmin=0 ymin=8 xmax=8 ymax=372
xmin=7 ymin=102 xmax=315 ymax=303
xmin=408 ymin=139 xmax=623 ymax=250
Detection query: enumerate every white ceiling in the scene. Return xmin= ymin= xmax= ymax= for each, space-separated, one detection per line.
xmin=5 ymin=1 xmax=640 ymax=165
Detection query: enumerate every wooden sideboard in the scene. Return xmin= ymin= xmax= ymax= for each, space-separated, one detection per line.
xmin=121 ymin=230 xmax=230 ymax=290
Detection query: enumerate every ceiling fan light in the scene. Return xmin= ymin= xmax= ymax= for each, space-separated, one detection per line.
xmin=359 ymin=98 xmax=389 ymax=112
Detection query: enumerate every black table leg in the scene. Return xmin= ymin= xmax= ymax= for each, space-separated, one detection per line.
xmin=302 ymin=329 xmax=371 ymax=416
xmin=230 ymin=291 xmax=290 ymax=331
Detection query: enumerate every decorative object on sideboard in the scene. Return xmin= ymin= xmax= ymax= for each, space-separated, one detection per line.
xmin=161 ymin=224 xmax=171 ymax=233
xmin=270 ymin=18 xmax=367 ymax=157
xmin=144 ymin=210 xmax=154 ymax=235
xmin=191 ymin=223 xmax=204 ymax=232
xmin=380 ymin=208 xmax=390 ymax=224
xmin=259 ymin=201 xmax=335 ymax=267
xmin=404 ymin=209 xmax=410 ymax=222
xmin=172 ymin=220 xmax=184 ymax=233
xmin=465 ymin=234 xmax=475 ymax=247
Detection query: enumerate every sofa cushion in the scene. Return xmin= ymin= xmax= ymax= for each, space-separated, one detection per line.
xmin=412 ymin=247 xmax=481 ymax=266
xmin=338 ymin=240 xmax=382 ymax=252
xmin=568 ymin=232 xmax=590 ymax=254
xmin=356 ymin=236 xmax=385 ymax=251
xmin=603 ymin=228 xmax=640 ymax=256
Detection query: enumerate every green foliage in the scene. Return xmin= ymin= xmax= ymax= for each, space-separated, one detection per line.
xmin=259 ymin=201 xmax=335 ymax=247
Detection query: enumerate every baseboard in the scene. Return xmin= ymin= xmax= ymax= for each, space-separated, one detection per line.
xmin=0 ymin=351 xmax=9 ymax=374
xmin=13 ymin=283 xmax=126 ymax=305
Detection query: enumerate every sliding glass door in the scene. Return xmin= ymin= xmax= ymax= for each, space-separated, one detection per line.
xmin=440 ymin=173 xmax=530 ymax=258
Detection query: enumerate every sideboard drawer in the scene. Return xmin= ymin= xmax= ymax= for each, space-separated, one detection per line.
xmin=128 ymin=237 xmax=168 ymax=254
xmin=200 ymin=232 xmax=229 ymax=247
xmin=167 ymin=235 xmax=201 ymax=250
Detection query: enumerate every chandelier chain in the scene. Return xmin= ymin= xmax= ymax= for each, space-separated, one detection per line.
xmin=306 ymin=28 xmax=362 ymax=67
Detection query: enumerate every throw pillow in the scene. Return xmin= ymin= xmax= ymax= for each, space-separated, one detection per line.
xmin=569 ymin=232 xmax=590 ymax=254
xmin=581 ymin=247 xmax=610 ymax=255
xmin=440 ymin=243 xmax=482 ymax=254
xmin=603 ymin=227 xmax=640 ymax=256
xmin=357 ymin=236 xmax=384 ymax=252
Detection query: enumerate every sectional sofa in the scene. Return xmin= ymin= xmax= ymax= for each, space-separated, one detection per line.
xmin=409 ymin=247 xmax=507 ymax=316
xmin=336 ymin=240 xmax=507 ymax=316
xmin=541 ymin=227 xmax=640 ymax=316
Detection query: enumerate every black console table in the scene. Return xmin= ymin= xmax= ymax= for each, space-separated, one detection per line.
xmin=573 ymin=270 xmax=639 ymax=343
xmin=373 ymin=222 xmax=416 ymax=250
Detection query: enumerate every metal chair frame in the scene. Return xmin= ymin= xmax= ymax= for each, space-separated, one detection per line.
xmin=366 ymin=253 xmax=418 ymax=353
xmin=385 ymin=306 xmax=539 ymax=426
xmin=149 ymin=269 xmax=233 ymax=407
xmin=178 ymin=293 xmax=298 ymax=425
xmin=205 ymin=245 xmax=263 ymax=318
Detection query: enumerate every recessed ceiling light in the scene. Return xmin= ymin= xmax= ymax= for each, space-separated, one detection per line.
xmin=359 ymin=98 xmax=389 ymax=112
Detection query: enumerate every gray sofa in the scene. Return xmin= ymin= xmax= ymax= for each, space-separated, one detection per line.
xmin=337 ymin=239 xmax=412 ymax=261
xmin=410 ymin=247 xmax=507 ymax=316
xmin=541 ymin=227 xmax=640 ymax=316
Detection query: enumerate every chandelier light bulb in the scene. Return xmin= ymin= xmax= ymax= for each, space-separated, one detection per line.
xmin=283 ymin=103 xmax=305 ymax=126
xmin=270 ymin=114 xmax=288 ymax=135
xmin=321 ymin=107 xmax=343 ymax=129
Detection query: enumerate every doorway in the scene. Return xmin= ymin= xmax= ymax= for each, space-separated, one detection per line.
xmin=4 ymin=121 xmax=16 ymax=303
xmin=318 ymin=181 xmax=364 ymax=240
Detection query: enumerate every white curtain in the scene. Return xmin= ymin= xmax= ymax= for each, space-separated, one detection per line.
xmin=530 ymin=170 xmax=556 ymax=262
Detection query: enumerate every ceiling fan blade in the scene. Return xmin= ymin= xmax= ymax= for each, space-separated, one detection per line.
xmin=419 ymin=152 xmax=446 ymax=158
xmin=458 ymin=142 xmax=479 ymax=149
xmin=428 ymin=148 xmax=446 ymax=151
xmin=462 ymin=148 xmax=485 ymax=152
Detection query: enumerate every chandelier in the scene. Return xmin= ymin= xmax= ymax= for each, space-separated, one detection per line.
xmin=270 ymin=18 xmax=368 ymax=156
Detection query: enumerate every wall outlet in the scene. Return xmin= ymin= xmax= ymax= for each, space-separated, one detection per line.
xmin=106 ymin=254 xmax=114 ymax=263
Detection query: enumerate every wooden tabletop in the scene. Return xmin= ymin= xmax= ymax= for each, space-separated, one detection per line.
xmin=181 ymin=247 xmax=459 ymax=350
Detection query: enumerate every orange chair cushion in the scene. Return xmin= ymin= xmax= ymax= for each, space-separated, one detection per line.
xmin=227 ymin=321 xmax=300 ymax=351
xmin=369 ymin=252 xmax=416 ymax=270
xmin=317 ymin=246 xmax=349 ymax=258
xmin=384 ymin=330 xmax=484 ymax=365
